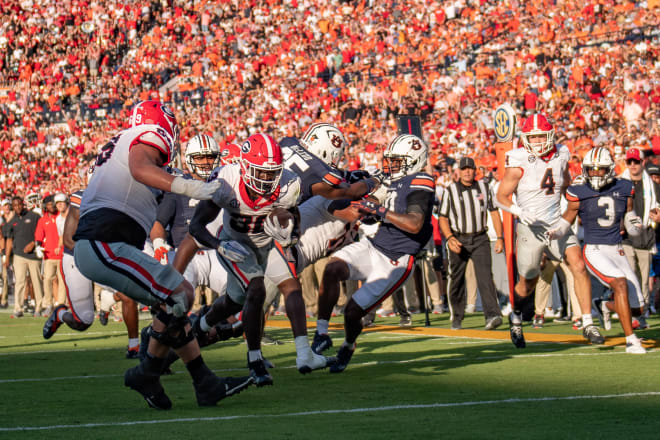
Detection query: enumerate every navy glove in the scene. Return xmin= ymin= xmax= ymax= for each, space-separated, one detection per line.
xmin=353 ymin=199 xmax=388 ymax=220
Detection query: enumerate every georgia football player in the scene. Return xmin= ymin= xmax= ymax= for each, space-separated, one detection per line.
xmin=313 ymin=134 xmax=435 ymax=372
xmin=548 ymin=147 xmax=646 ymax=353
xmin=187 ymin=133 xmax=334 ymax=386
xmin=72 ymin=100 xmax=253 ymax=409
xmin=496 ymin=114 xmax=605 ymax=348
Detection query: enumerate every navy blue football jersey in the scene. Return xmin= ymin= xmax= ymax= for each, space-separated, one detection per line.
xmin=566 ymin=178 xmax=633 ymax=245
xmin=155 ymin=191 xmax=199 ymax=248
xmin=279 ymin=137 xmax=347 ymax=202
xmin=371 ymin=172 xmax=435 ymax=260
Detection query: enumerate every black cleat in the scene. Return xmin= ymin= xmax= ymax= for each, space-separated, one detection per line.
xmin=509 ymin=314 xmax=526 ymax=349
xmin=126 ymin=347 xmax=140 ymax=359
xmin=99 ymin=310 xmax=110 ymax=326
xmin=43 ymin=304 xmax=67 ymax=339
xmin=329 ymin=344 xmax=354 ymax=373
xmin=311 ymin=331 xmax=333 ymax=355
xmin=194 ymin=374 xmax=254 ymax=406
xmin=124 ymin=364 xmax=172 ymax=410
xmin=582 ymin=324 xmax=605 ymax=345
xmin=248 ymin=358 xmax=273 ymax=387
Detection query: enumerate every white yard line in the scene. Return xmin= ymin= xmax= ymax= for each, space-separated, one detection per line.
xmin=1 ymin=391 xmax=659 ymax=432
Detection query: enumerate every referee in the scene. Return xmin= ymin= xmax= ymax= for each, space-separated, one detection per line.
xmin=438 ymin=157 xmax=503 ymax=330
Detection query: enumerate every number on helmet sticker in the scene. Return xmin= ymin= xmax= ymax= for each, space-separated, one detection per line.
xmin=540 ymin=168 xmax=555 ymax=195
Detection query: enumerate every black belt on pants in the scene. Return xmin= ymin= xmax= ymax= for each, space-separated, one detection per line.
xmin=453 ymin=231 xmax=487 ymax=238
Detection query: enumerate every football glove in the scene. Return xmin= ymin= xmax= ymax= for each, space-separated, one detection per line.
xmin=352 ymin=199 xmax=388 ymax=220
xmin=370 ymin=168 xmax=387 ymax=185
xmin=509 ymin=203 xmax=543 ymax=226
xmin=264 ymin=215 xmax=296 ymax=247
xmin=35 ymin=245 xmax=44 ymax=259
xmin=171 ymin=176 xmax=221 ymax=200
xmin=166 ymin=291 xmax=188 ymax=318
xmin=217 ymin=240 xmax=250 ymax=263
xmin=546 ymin=217 xmax=572 ymax=240
xmin=152 ymin=237 xmax=172 ymax=265
xmin=346 ymin=169 xmax=371 ymax=184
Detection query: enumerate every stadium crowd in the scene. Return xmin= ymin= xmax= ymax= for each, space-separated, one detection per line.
xmin=0 ymin=0 xmax=659 ymax=328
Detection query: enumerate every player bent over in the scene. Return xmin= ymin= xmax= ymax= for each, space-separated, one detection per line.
xmin=548 ymin=147 xmax=647 ymax=353
xmin=72 ymin=101 xmax=253 ymax=409
xmin=496 ymin=114 xmax=604 ymax=348
xmin=314 ymin=134 xmax=434 ymax=372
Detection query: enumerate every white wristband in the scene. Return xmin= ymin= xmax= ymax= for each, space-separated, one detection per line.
xmin=507 ymin=203 xmax=522 ymax=217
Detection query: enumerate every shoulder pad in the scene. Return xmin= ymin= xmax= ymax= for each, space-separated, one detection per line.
xmin=133 ymin=128 xmax=175 ymax=162
xmin=409 ymin=173 xmax=435 ymax=192
xmin=505 ymin=148 xmax=528 ymax=168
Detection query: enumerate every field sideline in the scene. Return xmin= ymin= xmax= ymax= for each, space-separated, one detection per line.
xmin=1 ymin=312 xmax=659 ymax=439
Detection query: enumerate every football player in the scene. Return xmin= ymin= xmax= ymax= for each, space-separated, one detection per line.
xmin=42 ymin=189 xmax=142 ymax=359
xmin=496 ymin=114 xmax=605 ymax=348
xmin=72 ymin=100 xmax=253 ymax=409
xmin=312 ymin=134 xmax=435 ymax=372
xmin=548 ymin=147 xmax=646 ymax=353
xmin=187 ymin=133 xmax=329 ymax=386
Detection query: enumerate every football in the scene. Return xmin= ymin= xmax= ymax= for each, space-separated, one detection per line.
xmin=268 ymin=207 xmax=294 ymax=229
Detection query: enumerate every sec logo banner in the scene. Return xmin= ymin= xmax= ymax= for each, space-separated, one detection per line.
xmin=493 ymin=103 xmax=517 ymax=143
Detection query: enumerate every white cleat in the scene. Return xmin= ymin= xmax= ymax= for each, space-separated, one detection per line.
xmin=296 ymin=351 xmax=335 ymax=374
xmin=625 ymin=342 xmax=647 ymax=354
xmin=600 ymin=302 xmax=612 ymax=331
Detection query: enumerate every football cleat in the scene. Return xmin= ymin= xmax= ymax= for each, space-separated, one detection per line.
xmin=484 ymin=315 xmax=502 ymax=330
xmin=329 ymin=344 xmax=355 ymax=373
xmin=248 ymin=358 xmax=273 ymax=387
xmin=99 ymin=310 xmax=110 ymax=326
xmin=509 ymin=313 xmax=526 ymax=349
xmin=296 ymin=351 xmax=336 ymax=374
xmin=194 ymin=373 xmax=254 ymax=406
xmin=43 ymin=304 xmax=68 ymax=339
xmin=532 ymin=314 xmax=545 ymax=329
xmin=124 ymin=364 xmax=172 ymax=410
xmin=126 ymin=346 xmax=140 ymax=359
xmin=625 ymin=339 xmax=647 ymax=354
xmin=311 ymin=331 xmax=333 ymax=355
xmin=582 ymin=324 xmax=605 ymax=345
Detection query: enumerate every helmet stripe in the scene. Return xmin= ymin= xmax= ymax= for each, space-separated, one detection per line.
xmin=263 ymin=133 xmax=274 ymax=157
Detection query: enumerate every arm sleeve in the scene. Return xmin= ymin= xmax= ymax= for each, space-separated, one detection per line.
xmin=188 ymin=200 xmax=222 ymax=249
xmin=406 ymin=190 xmax=433 ymax=217
xmin=155 ymin=192 xmax=177 ymax=228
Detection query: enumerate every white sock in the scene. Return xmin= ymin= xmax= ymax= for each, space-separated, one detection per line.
xmin=128 ymin=338 xmax=139 ymax=349
xmin=200 ymin=315 xmax=211 ymax=332
xmin=248 ymin=349 xmax=263 ymax=363
xmin=295 ymin=335 xmax=311 ymax=358
xmin=510 ymin=312 xmax=522 ymax=325
xmin=625 ymin=334 xmax=640 ymax=344
xmin=317 ymin=319 xmax=329 ymax=335
xmin=582 ymin=314 xmax=593 ymax=327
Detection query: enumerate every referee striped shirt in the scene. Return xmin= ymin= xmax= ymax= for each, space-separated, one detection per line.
xmin=439 ymin=179 xmax=495 ymax=234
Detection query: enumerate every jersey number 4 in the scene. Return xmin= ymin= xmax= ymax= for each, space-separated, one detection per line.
xmin=540 ymin=168 xmax=555 ymax=195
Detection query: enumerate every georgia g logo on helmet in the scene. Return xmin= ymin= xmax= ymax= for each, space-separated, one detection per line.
xmin=241 ymin=141 xmax=251 ymax=153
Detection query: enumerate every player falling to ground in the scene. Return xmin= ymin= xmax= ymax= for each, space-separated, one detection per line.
xmin=313 ymin=134 xmax=435 ymax=372
xmin=71 ymin=100 xmax=253 ymax=409
xmin=496 ymin=114 xmax=605 ymax=348
xmin=548 ymin=147 xmax=647 ymax=354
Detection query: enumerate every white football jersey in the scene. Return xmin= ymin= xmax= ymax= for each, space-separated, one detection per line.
xmin=80 ymin=125 xmax=175 ymax=235
xmin=296 ymin=196 xmax=356 ymax=266
xmin=505 ymin=145 xmax=569 ymax=225
xmin=211 ymin=163 xmax=301 ymax=247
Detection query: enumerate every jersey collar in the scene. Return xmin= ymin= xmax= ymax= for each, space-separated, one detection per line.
xmin=238 ymin=179 xmax=281 ymax=211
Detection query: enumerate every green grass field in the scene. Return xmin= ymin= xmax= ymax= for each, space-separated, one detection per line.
xmin=1 ymin=311 xmax=659 ymax=439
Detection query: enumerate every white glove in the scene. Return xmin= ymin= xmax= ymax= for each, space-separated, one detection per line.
xmin=35 ymin=245 xmax=44 ymax=259
xmin=152 ymin=237 xmax=172 ymax=265
xmin=546 ymin=217 xmax=572 ymax=240
xmin=508 ymin=203 xmax=542 ymax=226
xmin=370 ymin=169 xmax=387 ymax=185
xmin=264 ymin=214 xmax=295 ymax=247
xmin=217 ymin=240 xmax=250 ymax=263
xmin=624 ymin=211 xmax=643 ymax=236
xmin=166 ymin=291 xmax=188 ymax=317
xmin=171 ymin=176 xmax=221 ymax=200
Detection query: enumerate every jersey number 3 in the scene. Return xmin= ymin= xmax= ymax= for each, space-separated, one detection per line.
xmin=540 ymin=169 xmax=555 ymax=195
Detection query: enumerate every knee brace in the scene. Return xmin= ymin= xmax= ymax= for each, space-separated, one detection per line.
xmin=151 ymin=310 xmax=194 ymax=349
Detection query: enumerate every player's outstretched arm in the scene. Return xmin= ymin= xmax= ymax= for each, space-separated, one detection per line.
xmin=188 ymin=200 xmax=222 ymax=250
xmin=311 ymin=178 xmax=377 ymax=201
xmin=172 ymin=233 xmax=199 ymax=274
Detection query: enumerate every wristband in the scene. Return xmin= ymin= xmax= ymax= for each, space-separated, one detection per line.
xmin=497 ymin=236 xmax=504 ymax=240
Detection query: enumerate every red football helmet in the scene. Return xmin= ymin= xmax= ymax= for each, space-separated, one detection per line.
xmin=239 ymin=133 xmax=283 ymax=195
xmin=520 ymin=114 xmax=555 ymax=157
xmin=220 ymin=143 xmax=242 ymax=166
xmin=130 ymin=100 xmax=179 ymax=144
